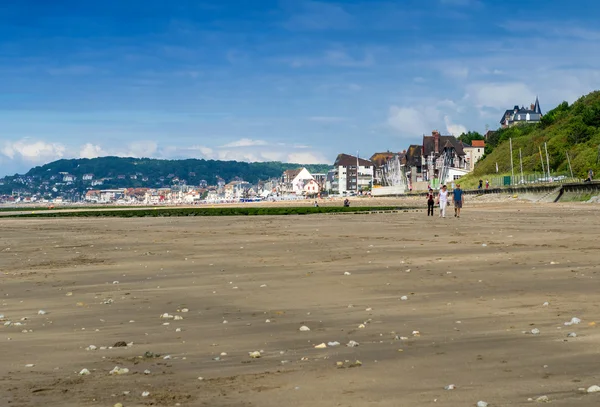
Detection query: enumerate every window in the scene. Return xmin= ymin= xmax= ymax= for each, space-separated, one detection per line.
xmin=477 ymin=149 xmax=480 ymax=152
xmin=453 ymin=175 xmax=461 ymax=180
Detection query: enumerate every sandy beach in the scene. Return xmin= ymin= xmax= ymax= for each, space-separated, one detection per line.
xmin=2 ymin=201 xmax=600 ymax=407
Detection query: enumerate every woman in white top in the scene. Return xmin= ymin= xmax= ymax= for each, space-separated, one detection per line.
xmin=438 ymin=185 xmax=448 ymax=218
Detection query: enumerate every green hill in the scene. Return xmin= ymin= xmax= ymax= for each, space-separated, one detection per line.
xmin=461 ymin=90 xmax=600 ymax=187
xmin=0 ymin=157 xmax=331 ymax=196
xmin=24 ymin=157 xmax=331 ymax=184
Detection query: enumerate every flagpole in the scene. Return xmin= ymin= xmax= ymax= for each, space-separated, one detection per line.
xmin=539 ymin=146 xmax=545 ymax=179
xmin=509 ymin=138 xmax=514 ymax=185
xmin=519 ymin=148 xmax=524 ymax=184
xmin=544 ymin=142 xmax=551 ymax=180
xmin=566 ymin=151 xmax=574 ymax=179
xmin=356 ymin=151 xmax=359 ymax=192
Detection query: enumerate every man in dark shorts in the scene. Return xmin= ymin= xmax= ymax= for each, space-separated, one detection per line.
xmin=452 ymin=184 xmax=464 ymax=218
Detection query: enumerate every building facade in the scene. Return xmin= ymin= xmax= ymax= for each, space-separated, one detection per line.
xmin=463 ymin=140 xmax=486 ymax=171
xmin=331 ymin=154 xmax=374 ymax=193
xmin=500 ymin=97 xmax=542 ymax=128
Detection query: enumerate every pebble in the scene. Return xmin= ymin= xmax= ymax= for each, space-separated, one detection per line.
xmin=299 ymin=325 xmax=310 ymax=332
xmin=109 ymin=366 xmax=129 ymax=375
xmin=327 ymin=341 xmax=341 ymax=347
xmin=144 ymin=369 xmax=151 ymax=375
xmin=534 ymin=395 xmax=549 ymax=402
xmin=314 ymin=343 xmax=327 ymax=349
xmin=477 ymin=402 xmax=488 ymax=407
xmin=249 ymin=351 xmax=262 ymax=358
xmin=358 ymin=324 xmax=366 ymax=329
xmin=347 ymin=340 xmax=359 ymax=347
xmin=37 ymin=310 xmax=47 ymax=315
xmin=114 ymin=403 xmax=123 ymax=407
xmin=141 ymin=391 xmax=150 ymax=397
xmin=444 ymin=384 xmax=456 ymax=390
xmin=79 ymin=368 xmax=91 ymax=376
xmin=565 ymin=317 xmax=581 ymax=326
xmin=531 ymin=328 xmax=540 ymax=335
xmin=587 ymin=385 xmax=600 ymax=393
xmin=567 ymin=332 xmax=577 ymax=338
xmin=400 ymin=296 xmax=408 ymax=301
xmin=344 ymin=272 xmax=351 ymax=276
xmin=25 ymin=364 xmax=35 ymax=367
xmin=542 ymin=302 xmax=549 ymax=306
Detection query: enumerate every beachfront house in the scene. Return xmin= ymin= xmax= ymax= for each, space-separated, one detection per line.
xmin=422 ymin=130 xmax=469 ymax=187
xmin=331 ymin=153 xmax=374 ymax=194
xmin=281 ymin=168 xmax=314 ymax=195
xmin=463 ymin=140 xmax=486 ymax=171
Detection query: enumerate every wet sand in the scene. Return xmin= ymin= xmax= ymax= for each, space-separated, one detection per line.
xmin=1 ymin=202 xmax=600 ymax=407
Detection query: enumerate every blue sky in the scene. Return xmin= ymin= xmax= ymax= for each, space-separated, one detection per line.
xmin=1 ymin=0 xmax=600 ymax=175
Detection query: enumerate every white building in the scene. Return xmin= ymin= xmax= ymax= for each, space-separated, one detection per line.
xmin=331 ymin=154 xmax=374 ymax=194
xmin=281 ymin=168 xmax=315 ymax=195
xmin=463 ymin=140 xmax=486 ymax=171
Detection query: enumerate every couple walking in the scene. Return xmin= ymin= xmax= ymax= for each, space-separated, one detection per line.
xmin=427 ymin=184 xmax=463 ymax=218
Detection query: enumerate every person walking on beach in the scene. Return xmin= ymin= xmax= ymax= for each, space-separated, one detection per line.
xmin=453 ymin=183 xmax=464 ymax=218
xmin=438 ymin=185 xmax=448 ymax=218
xmin=478 ymin=179 xmax=483 ymax=190
xmin=485 ymin=180 xmax=489 ymax=190
xmin=426 ymin=188 xmax=434 ymax=216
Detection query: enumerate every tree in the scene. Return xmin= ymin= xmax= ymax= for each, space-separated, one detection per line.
xmin=457 ymin=131 xmax=484 ymax=146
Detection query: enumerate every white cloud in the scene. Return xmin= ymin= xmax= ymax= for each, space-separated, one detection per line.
xmin=287 ymin=152 xmax=328 ymax=164
xmin=117 ymin=141 xmax=159 ymax=158
xmin=465 ymin=82 xmax=536 ymax=110
xmin=444 ymin=116 xmax=467 ymax=136
xmin=79 ymin=143 xmax=105 ymax=159
xmin=387 ymin=106 xmax=433 ymax=137
xmin=1 ymin=139 xmax=66 ymax=163
xmin=220 ymin=138 xmax=269 ymax=148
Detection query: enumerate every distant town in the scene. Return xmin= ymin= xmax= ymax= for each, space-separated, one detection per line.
xmin=1 ymin=98 xmax=545 ymax=205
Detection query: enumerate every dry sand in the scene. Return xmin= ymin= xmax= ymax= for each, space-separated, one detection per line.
xmin=1 ymin=202 xmax=600 ymax=407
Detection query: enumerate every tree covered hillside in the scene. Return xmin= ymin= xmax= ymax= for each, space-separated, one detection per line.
xmin=23 ymin=157 xmax=331 ymax=184
xmin=473 ymin=90 xmax=600 ymax=178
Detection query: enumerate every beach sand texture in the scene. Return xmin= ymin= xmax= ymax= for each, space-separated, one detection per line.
xmin=1 ymin=202 xmax=600 ymax=407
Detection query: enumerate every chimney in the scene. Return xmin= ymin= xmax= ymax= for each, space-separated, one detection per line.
xmin=433 ymin=130 xmax=440 ymax=154
xmin=530 ymin=103 xmax=535 ymax=110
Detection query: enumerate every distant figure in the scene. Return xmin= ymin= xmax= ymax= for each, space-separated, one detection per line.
xmin=478 ymin=179 xmax=483 ymax=190
xmin=453 ymin=184 xmax=464 ymax=218
xmin=426 ymin=188 xmax=435 ymax=216
xmin=314 ymin=201 xmax=319 ymax=207
xmin=586 ymin=169 xmax=594 ymax=182
xmin=485 ymin=180 xmax=490 ymax=190
xmin=438 ymin=185 xmax=448 ymax=218
xmin=343 ymin=198 xmax=350 ymax=207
